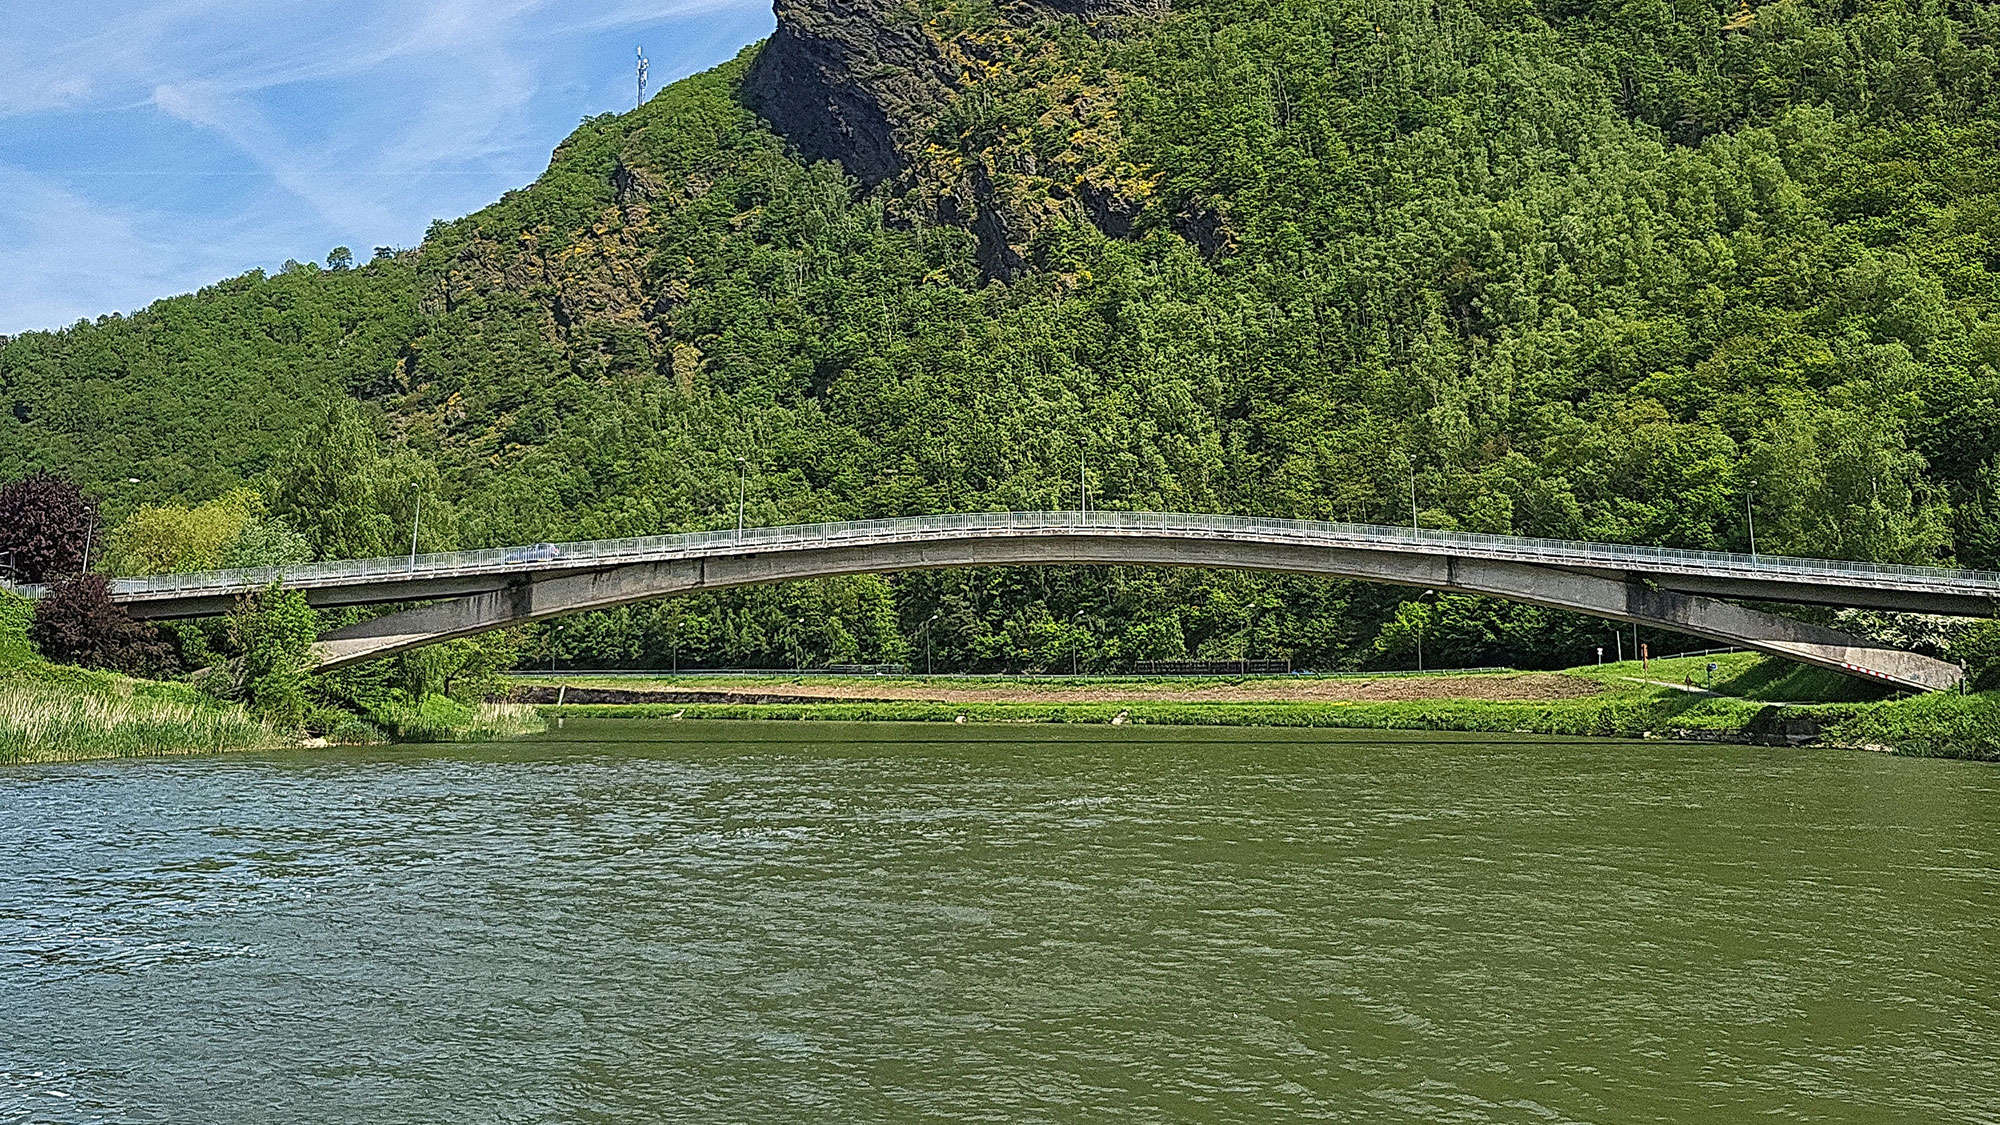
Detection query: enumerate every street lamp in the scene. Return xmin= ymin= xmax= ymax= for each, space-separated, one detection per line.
xmin=1072 ymin=609 xmax=1086 ymax=676
xmin=1402 ymin=459 xmax=1418 ymax=535
xmin=409 ymin=488 xmax=423 ymax=569
xmin=736 ymin=456 xmax=749 ymax=535
xmin=923 ymin=612 xmax=940 ymax=677
xmin=1078 ymin=447 xmax=1089 ymax=519
xmin=1746 ymin=478 xmax=1758 ymax=557
xmin=74 ymin=478 xmax=141 ymax=577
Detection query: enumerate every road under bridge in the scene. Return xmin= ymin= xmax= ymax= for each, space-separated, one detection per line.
xmin=60 ymin=512 xmax=2000 ymax=692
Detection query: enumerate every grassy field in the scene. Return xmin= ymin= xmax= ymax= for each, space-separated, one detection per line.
xmin=0 ymin=591 xmax=280 ymax=764
xmin=523 ymin=653 xmax=2000 ymax=760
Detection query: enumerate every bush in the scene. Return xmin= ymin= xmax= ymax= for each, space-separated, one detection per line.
xmin=28 ymin=575 xmax=180 ymax=678
xmin=0 ymin=591 xmax=34 ymax=668
xmin=0 ymin=472 xmax=98 ymax=583
xmin=221 ymin=587 xmax=319 ymax=731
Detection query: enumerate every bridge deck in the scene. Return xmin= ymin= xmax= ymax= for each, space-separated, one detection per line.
xmin=13 ymin=512 xmax=2000 ymax=619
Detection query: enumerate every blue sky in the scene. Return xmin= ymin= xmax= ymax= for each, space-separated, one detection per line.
xmin=0 ymin=0 xmax=775 ymax=335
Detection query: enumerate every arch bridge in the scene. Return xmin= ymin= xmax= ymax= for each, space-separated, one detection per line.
xmin=66 ymin=512 xmax=2000 ymax=692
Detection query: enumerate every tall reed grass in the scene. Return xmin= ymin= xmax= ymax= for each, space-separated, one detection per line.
xmin=0 ymin=680 xmax=277 ymax=764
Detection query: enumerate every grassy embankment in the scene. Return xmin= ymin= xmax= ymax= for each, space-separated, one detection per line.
xmin=0 ymin=592 xmax=541 ymax=764
xmin=0 ymin=593 xmax=282 ymax=764
xmin=525 ymin=655 xmax=2000 ymax=760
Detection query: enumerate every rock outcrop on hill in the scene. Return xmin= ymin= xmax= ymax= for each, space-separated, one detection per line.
xmin=742 ymin=0 xmax=1165 ymax=277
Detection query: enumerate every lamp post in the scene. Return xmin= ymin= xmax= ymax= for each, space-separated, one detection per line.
xmin=1409 ymin=462 xmax=1419 ymax=535
xmin=1746 ymin=478 xmax=1758 ymax=557
xmin=1072 ymin=609 xmax=1086 ymax=676
xmin=736 ymin=456 xmax=749 ymax=535
xmin=923 ymin=612 xmax=940 ymax=677
xmin=409 ymin=489 xmax=422 ymax=569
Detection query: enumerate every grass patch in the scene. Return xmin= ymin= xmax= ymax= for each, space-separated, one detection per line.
xmin=0 ymin=662 xmax=279 ymax=764
xmin=1821 ymin=692 xmax=2000 ymax=761
xmin=528 ymin=657 xmax=2000 ymax=760
xmin=365 ymin=691 xmax=545 ymax=743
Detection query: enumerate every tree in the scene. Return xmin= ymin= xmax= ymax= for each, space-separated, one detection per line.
xmin=396 ymin=632 xmax=523 ymax=702
xmin=29 ymin=575 xmax=178 ymax=677
xmin=0 ymin=472 xmax=98 ymax=583
xmin=268 ymin=400 xmax=393 ymax=559
xmin=225 ymin=587 xmax=319 ymax=730
xmin=221 ymin=517 xmax=313 ymax=569
xmin=327 ymin=246 xmax=354 ymax=271
xmin=106 ymin=490 xmax=258 ymax=575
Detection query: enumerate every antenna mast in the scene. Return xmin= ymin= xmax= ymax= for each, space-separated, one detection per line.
xmin=636 ymin=46 xmax=650 ymax=109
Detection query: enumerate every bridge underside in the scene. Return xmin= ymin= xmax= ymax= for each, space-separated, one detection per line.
xmin=310 ymin=535 xmax=1964 ymax=692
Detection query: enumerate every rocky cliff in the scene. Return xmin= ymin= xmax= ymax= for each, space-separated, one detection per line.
xmin=742 ymin=0 xmax=1165 ymax=277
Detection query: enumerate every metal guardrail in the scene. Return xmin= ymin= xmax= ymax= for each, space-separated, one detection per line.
xmin=22 ymin=511 xmax=2000 ymax=605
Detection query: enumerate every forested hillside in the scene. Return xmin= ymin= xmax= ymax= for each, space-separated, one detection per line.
xmin=7 ymin=0 xmax=2000 ymax=672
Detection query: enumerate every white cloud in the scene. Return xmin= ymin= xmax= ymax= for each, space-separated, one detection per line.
xmin=0 ymin=164 xmax=277 ymax=332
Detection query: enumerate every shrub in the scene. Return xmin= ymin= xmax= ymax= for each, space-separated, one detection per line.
xmin=222 ymin=587 xmax=319 ymax=731
xmin=28 ymin=575 xmax=180 ymax=678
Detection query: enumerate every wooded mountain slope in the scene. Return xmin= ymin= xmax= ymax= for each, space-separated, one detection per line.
xmin=6 ymin=0 xmax=2000 ymax=671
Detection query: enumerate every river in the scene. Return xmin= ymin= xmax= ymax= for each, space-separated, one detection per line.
xmin=3 ymin=721 xmax=1997 ymax=1122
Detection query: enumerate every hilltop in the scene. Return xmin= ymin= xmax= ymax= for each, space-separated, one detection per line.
xmin=5 ymin=0 xmax=2000 ymax=672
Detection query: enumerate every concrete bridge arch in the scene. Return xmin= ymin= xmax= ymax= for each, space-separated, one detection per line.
xmin=295 ymin=521 xmax=1967 ymax=691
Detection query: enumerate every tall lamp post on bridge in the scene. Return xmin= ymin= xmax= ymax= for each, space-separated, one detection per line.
xmin=736 ymin=456 xmax=750 ymax=536
xmin=1404 ymin=458 xmax=1419 ymax=537
xmin=77 ymin=478 xmax=139 ymax=577
xmin=409 ymin=488 xmax=423 ymax=569
xmin=1746 ymin=478 xmax=1759 ymax=557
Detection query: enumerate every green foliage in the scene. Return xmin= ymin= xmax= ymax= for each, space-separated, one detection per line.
xmin=394 ymin=633 xmax=523 ymax=703
xmin=0 ymin=591 xmax=35 ymax=669
xmin=360 ymin=691 xmax=541 ymax=742
xmin=105 ymin=489 xmax=261 ymax=574
xmin=1950 ymin=620 xmax=2000 ymax=690
xmin=267 ymin=399 xmax=451 ymax=560
xmin=224 ymin=587 xmax=319 ymax=731
xmin=222 ymin=517 xmax=313 ymax=569
xmin=0 ymin=659 xmax=275 ymax=764
xmin=1824 ymin=692 xmax=2000 ymax=761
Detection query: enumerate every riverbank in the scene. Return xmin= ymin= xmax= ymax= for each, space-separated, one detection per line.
xmin=522 ymin=655 xmax=2000 ymax=761
xmin=1 ymin=662 xmax=545 ymax=765
xmin=0 ymin=660 xmax=284 ymax=765
xmin=0 ymin=593 xmax=543 ymax=764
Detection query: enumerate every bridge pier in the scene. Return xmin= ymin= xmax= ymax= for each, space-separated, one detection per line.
xmin=311 ymin=536 xmax=1963 ymax=691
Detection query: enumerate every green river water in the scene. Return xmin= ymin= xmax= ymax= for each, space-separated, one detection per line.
xmin=3 ymin=721 xmax=1998 ymax=1122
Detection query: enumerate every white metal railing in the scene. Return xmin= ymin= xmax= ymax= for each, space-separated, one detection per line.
xmin=22 ymin=511 xmax=2000 ymax=606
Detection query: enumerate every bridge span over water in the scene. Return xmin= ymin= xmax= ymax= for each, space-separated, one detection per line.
xmin=69 ymin=511 xmax=2000 ymax=692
